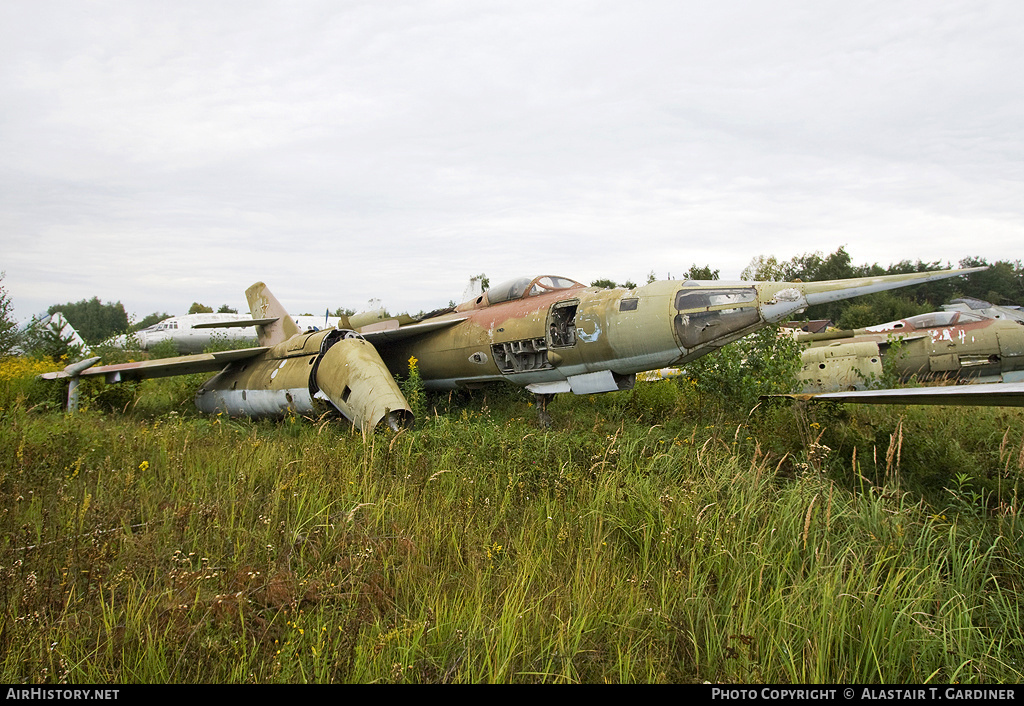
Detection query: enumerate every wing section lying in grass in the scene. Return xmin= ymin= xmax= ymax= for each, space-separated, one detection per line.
xmin=775 ymin=382 xmax=1024 ymax=407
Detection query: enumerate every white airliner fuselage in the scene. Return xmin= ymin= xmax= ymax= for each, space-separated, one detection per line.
xmin=114 ymin=313 xmax=340 ymax=354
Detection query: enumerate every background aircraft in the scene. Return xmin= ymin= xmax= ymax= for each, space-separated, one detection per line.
xmin=109 ymin=313 xmax=264 ymax=354
xmin=107 ymin=311 xmax=351 ymax=354
xmin=42 ymin=266 xmax=985 ymax=431
xmin=796 ymin=308 xmax=1024 ymax=393
xmin=18 ymin=312 xmax=90 ymax=357
xmin=942 ymin=297 xmax=1024 ymax=323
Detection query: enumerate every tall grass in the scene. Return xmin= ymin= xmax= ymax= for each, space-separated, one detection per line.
xmin=1 ymin=367 xmax=1022 ymax=683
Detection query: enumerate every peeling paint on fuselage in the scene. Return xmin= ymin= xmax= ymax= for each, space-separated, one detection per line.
xmin=800 ymin=310 xmax=1024 ymax=389
xmin=375 ymin=279 xmax=747 ymax=391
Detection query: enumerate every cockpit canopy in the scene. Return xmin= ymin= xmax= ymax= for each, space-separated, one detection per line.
xmin=487 ymin=275 xmax=583 ymax=304
xmin=459 ymin=275 xmax=584 ymax=310
xmin=868 ymin=310 xmax=987 ymax=332
xmin=905 ymin=311 xmax=985 ymax=328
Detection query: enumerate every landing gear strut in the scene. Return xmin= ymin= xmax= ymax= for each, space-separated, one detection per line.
xmin=535 ymin=393 xmax=556 ymax=429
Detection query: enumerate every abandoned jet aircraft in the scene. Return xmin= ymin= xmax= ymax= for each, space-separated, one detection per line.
xmin=41 ymin=267 xmax=985 ymax=431
xmin=796 ymin=308 xmax=1024 ymax=393
xmin=942 ymin=297 xmax=1024 ymax=324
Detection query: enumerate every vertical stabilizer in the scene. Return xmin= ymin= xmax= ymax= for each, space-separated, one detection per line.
xmin=245 ymin=282 xmax=301 ymax=347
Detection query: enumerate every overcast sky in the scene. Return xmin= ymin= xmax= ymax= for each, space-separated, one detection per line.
xmin=2 ymin=0 xmax=1022 ymax=323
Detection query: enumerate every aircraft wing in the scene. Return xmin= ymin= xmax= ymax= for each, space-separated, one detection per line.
xmin=773 ymin=383 xmax=1024 ymax=407
xmin=39 ymin=314 xmax=468 ymax=385
xmin=40 ymin=347 xmax=269 ymax=383
xmin=191 ymin=318 xmax=278 ymax=329
xmin=358 ymin=316 xmax=469 ymax=344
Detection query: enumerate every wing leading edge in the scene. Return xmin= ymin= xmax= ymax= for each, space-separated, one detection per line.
xmin=40 ymin=347 xmax=269 ymax=384
xmin=38 ymin=314 xmax=466 ymax=386
xmin=357 ymin=315 xmax=469 ymax=343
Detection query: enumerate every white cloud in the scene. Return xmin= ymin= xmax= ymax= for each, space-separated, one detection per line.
xmin=1 ymin=0 xmax=1022 ymax=322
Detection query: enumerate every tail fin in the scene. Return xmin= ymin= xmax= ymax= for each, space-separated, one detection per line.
xmin=245 ymin=282 xmax=301 ymax=347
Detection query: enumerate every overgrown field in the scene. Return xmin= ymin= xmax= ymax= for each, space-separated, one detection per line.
xmin=2 ymin=362 xmax=1023 ymax=683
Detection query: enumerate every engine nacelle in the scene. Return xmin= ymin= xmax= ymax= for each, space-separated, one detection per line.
xmin=312 ymin=330 xmax=414 ymax=432
xmin=799 ymin=341 xmax=883 ymax=393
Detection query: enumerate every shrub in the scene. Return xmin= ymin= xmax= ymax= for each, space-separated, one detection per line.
xmin=686 ymin=325 xmax=803 ymax=410
xmin=0 ymin=355 xmax=65 ymax=411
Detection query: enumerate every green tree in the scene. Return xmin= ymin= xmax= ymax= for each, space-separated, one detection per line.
xmin=744 ymin=247 xmax=865 ymax=283
xmin=741 ymin=254 xmax=786 ymax=281
xmin=881 ymin=259 xmax=955 ymax=309
xmin=836 ymin=293 xmax=931 ymax=330
xmin=783 ymin=246 xmax=859 ymax=282
xmin=684 ymin=264 xmax=720 ymax=281
xmin=686 ymin=324 xmax=803 ymax=409
xmin=217 ymin=304 xmax=238 ymax=314
xmin=0 ymin=272 xmax=19 ymax=356
xmin=957 ymin=257 xmax=1024 ymax=304
xmin=188 ymin=302 xmax=214 ymax=314
xmin=48 ymin=296 xmax=129 ymax=345
xmin=590 ymin=278 xmax=638 ymax=289
xmin=19 ymin=314 xmax=87 ymax=361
